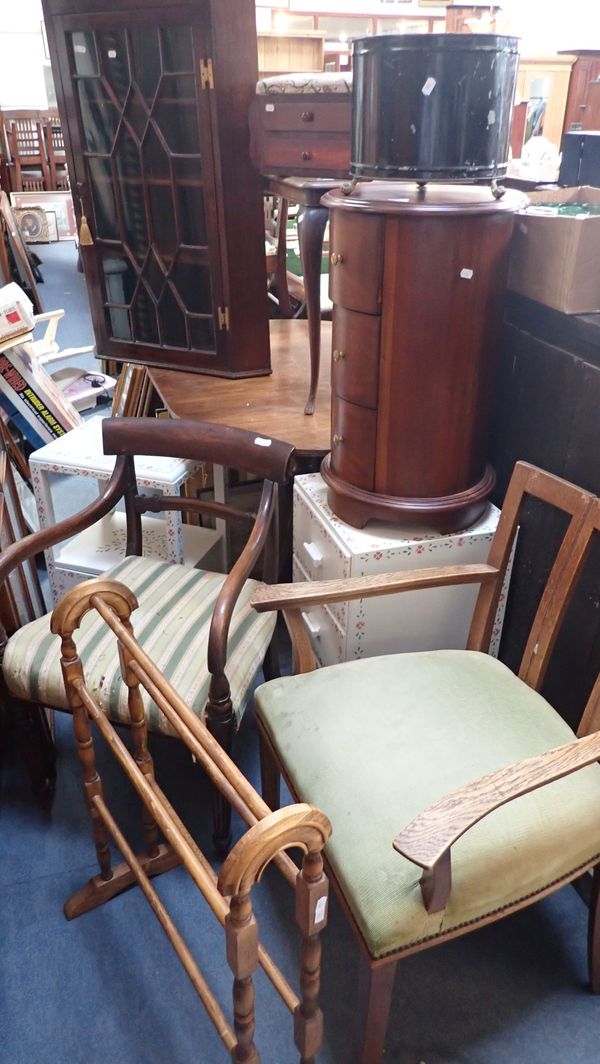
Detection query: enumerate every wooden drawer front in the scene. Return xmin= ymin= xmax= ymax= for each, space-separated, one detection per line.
xmin=328 ymin=211 xmax=384 ymax=314
xmin=254 ymin=97 xmax=351 ymax=133
xmin=331 ymin=307 xmax=381 ymax=409
xmin=330 ymin=395 xmax=377 ymax=491
xmin=259 ymin=132 xmax=350 ymax=174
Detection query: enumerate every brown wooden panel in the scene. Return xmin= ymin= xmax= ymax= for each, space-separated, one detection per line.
xmin=563 ymin=55 xmax=600 ymax=134
xmin=253 ymin=97 xmax=351 ymax=133
xmin=375 ymin=212 xmax=515 ymax=499
xmin=258 ymin=132 xmax=350 ymax=175
xmin=328 ymin=211 xmax=384 ymax=315
xmin=331 ymin=307 xmax=380 ymax=409
xmin=330 ymin=395 xmax=376 ymax=492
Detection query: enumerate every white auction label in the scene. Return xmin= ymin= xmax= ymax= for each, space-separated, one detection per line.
xmin=315 ymin=896 xmax=328 ymax=924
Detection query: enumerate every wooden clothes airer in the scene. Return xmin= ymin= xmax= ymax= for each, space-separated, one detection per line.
xmin=52 ymin=576 xmax=332 ymax=1064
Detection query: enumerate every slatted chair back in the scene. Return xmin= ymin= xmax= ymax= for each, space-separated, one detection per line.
xmin=44 ymin=117 xmax=70 ymax=191
xmin=0 ymin=444 xmax=45 ymax=641
xmin=6 ymin=117 xmax=50 ymax=193
xmin=0 ymin=437 xmax=54 ymax=800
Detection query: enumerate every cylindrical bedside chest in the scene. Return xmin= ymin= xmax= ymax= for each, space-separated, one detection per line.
xmin=320 ymin=182 xmax=527 ymax=530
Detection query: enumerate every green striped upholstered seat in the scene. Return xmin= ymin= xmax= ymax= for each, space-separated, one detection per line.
xmin=255 ymin=651 xmax=600 ymax=959
xmin=4 ymin=555 xmax=276 ymax=736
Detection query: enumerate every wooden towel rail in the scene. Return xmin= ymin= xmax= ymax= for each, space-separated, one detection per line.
xmin=51 ymin=577 xmax=332 ymax=1064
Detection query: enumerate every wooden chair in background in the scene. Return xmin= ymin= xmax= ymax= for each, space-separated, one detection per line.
xmin=0 ymin=437 xmax=55 ymax=803
xmin=5 ymin=116 xmax=51 ymax=193
xmin=0 ymin=417 xmax=297 ymax=851
xmin=251 ymin=462 xmax=600 ymax=1062
xmin=44 ymin=116 xmax=70 ymax=192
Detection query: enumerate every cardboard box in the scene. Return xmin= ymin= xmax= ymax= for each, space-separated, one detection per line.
xmin=507 ymin=186 xmax=600 ymax=314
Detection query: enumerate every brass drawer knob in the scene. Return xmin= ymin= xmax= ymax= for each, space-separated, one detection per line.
xmin=332 ymin=349 xmax=346 ymax=362
xmin=301 ymin=110 xmax=315 ymax=122
xmin=332 ymin=433 xmax=344 ymax=445
xmin=301 ymin=150 xmax=312 ymax=161
xmin=330 ymin=252 xmax=343 ymax=266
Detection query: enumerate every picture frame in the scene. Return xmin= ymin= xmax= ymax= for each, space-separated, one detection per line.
xmin=10 ymin=191 xmax=77 ymax=241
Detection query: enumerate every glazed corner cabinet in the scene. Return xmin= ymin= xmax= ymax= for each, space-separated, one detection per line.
xmin=41 ymin=0 xmax=271 ymax=377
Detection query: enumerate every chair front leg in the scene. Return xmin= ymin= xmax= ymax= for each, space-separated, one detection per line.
xmin=589 ymin=863 xmax=600 ymax=994
xmin=356 ymin=954 xmax=397 ymax=1064
xmin=12 ymin=698 xmax=56 ymax=810
xmin=206 ymin=673 xmax=236 ymax=856
xmin=259 ymin=731 xmax=281 ymax=812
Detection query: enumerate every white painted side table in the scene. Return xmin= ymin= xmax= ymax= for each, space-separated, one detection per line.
xmin=293 ymin=473 xmax=514 ymax=667
xmin=30 ymin=416 xmax=222 ymax=603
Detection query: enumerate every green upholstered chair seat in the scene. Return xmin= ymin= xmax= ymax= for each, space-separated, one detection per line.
xmin=4 ymin=555 xmax=276 ymax=737
xmin=255 ymin=651 xmax=600 ymax=960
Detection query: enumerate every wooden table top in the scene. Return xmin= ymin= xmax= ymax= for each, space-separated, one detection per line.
xmin=147 ymin=319 xmax=332 ymax=457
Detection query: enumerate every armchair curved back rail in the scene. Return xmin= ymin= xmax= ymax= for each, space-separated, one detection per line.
xmin=51 ymin=577 xmax=332 ymax=1064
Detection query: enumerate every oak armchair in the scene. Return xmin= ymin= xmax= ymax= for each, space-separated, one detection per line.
xmin=0 ymin=417 xmax=296 ymax=851
xmin=250 ymin=462 xmax=600 ymax=1063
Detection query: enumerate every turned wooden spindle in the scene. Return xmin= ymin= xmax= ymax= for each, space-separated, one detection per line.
xmin=117 ymin=615 xmax=160 ymax=859
xmin=294 ymin=850 xmax=329 ymax=1063
xmin=59 ymin=632 xmax=112 ymax=881
xmin=218 ymin=805 xmax=332 ymax=1062
xmin=225 ymin=892 xmax=260 ymax=1063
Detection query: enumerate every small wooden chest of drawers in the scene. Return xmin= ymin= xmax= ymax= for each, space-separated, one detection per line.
xmin=249 ymin=73 xmax=352 ymax=178
xmin=321 ymin=182 xmax=527 ymax=530
xmin=293 ymin=472 xmax=513 ymax=667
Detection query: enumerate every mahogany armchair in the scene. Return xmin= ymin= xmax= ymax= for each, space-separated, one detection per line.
xmin=250 ymin=462 xmax=600 ymax=1062
xmin=0 ymin=417 xmax=296 ymax=851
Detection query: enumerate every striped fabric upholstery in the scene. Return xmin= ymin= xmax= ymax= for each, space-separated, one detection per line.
xmin=3 ymin=556 xmax=276 ymax=736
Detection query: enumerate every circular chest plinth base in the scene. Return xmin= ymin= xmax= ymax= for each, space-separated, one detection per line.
xmin=321 ymin=455 xmax=496 ymax=532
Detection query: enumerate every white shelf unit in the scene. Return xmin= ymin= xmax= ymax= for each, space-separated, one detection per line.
xmin=30 ymin=416 xmax=223 ymax=603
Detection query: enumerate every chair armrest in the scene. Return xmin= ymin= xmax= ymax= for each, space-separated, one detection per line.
xmin=0 ymin=458 xmax=128 ymax=590
xmin=207 ymin=480 xmax=277 ymax=683
xmin=250 ymin=563 xmax=498 ymax=612
xmin=394 ymin=729 xmax=600 ymax=913
xmin=33 ymin=308 xmax=64 ymax=350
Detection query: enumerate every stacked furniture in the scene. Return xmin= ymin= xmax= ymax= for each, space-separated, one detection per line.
xmin=0 ymin=110 xmax=70 ymax=193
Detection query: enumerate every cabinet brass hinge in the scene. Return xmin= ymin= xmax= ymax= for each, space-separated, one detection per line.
xmin=217 ymin=305 xmax=230 ymax=331
xmin=199 ymin=58 xmax=214 ymax=90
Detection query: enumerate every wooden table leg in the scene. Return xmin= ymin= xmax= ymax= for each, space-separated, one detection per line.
xmin=297 ymin=203 xmax=328 ymax=416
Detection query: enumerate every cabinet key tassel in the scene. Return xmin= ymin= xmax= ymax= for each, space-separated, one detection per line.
xmin=78 ymin=198 xmax=94 ymax=247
